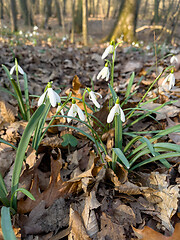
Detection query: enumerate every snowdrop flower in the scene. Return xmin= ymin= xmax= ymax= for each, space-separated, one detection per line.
xmin=19 ymin=30 xmax=23 ymax=35
xmin=97 ymin=63 xmax=110 ymax=81
xmin=10 ymin=64 xmax=25 ymax=75
xmin=162 ymin=70 xmax=175 ymax=90
xmin=107 ymin=98 xmax=125 ymax=123
xmin=38 ymin=82 xmax=61 ymax=107
xmin=33 ymin=26 xmax=38 ymax=31
xmin=67 ymin=99 xmax=85 ymax=123
xmin=170 ymin=55 xmax=178 ymax=64
xmin=102 ymin=41 xmax=115 ymax=59
xmin=87 ymin=88 xmax=102 ymax=108
xmin=56 ymin=102 xmax=65 ymax=117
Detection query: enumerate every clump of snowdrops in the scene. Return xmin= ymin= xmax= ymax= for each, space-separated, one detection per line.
xmin=1 ymin=44 xmax=180 ymax=239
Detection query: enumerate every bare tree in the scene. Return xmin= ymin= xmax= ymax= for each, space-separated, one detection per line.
xmin=108 ymin=0 xmax=140 ymax=42
xmin=10 ymin=0 xmax=17 ymax=31
xmin=82 ymin=0 xmax=88 ymax=45
xmin=0 ymin=0 xmax=3 ymax=19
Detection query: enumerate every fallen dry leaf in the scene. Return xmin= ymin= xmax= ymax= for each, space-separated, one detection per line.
xmin=132 ymin=222 xmax=180 ymax=240
xmin=0 ymin=100 xmax=16 ymax=123
xmin=166 ymin=117 xmax=180 ymax=144
xmin=97 ymin=212 xmax=125 ymax=240
xmin=69 ymin=207 xmax=92 ymax=240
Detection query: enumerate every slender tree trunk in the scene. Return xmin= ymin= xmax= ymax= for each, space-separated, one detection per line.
xmin=71 ymin=0 xmax=75 ymax=43
xmin=10 ymin=0 xmax=17 ymax=31
xmin=108 ymin=0 xmax=140 ymax=42
xmin=82 ymin=0 xmax=88 ymax=45
xmin=44 ymin=0 xmax=52 ymax=27
xmin=19 ymin=0 xmax=33 ymax=26
xmin=74 ymin=0 xmax=82 ymax=33
xmin=59 ymin=0 xmax=65 ymax=33
xmin=0 ymin=0 xmax=3 ymax=19
xmin=106 ymin=0 xmax=111 ymax=18
xmin=154 ymin=0 xmax=160 ymax=24
xmin=55 ymin=0 xmax=62 ymax=26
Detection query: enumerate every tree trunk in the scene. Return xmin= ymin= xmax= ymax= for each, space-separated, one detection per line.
xmin=106 ymin=0 xmax=111 ymax=18
xmin=10 ymin=0 xmax=17 ymax=31
xmin=74 ymin=0 xmax=82 ymax=33
xmin=71 ymin=0 xmax=75 ymax=43
xmin=82 ymin=0 xmax=88 ymax=45
xmin=0 ymin=0 xmax=3 ymax=19
xmin=44 ymin=0 xmax=52 ymax=27
xmin=55 ymin=0 xmax=62 ymax=26
xmin=108 ymin=0 xmax=140 ymax=42
xmin=154 ymin=0 xmax=160 ymax=24
xmin=19 ymin=0 xmax=33 ymax=26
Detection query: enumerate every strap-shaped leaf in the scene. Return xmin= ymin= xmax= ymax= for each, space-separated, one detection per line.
xmin=11 ymin=104 xmax=45 ymax=211
xmin=1 ymin=207 xmax=17 ymax=240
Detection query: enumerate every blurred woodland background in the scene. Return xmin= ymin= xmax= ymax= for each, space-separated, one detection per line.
xmin=0 ymin=0 xmax=180 ymax=46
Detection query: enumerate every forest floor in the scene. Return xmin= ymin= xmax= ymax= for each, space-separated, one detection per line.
xmin=0 ymin=24 xmax=180 ymax=240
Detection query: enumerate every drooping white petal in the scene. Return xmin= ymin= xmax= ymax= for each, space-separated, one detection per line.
xmin=77 ymin=106 xmax=85 ymax=121
xmin=38 ymin=90 xmax=47 ymax=106
xmin=119 ymin=106 xmax=125 ymax=122
xmin=89 ymin=91 xmax=101 ymax=108
xmin=162 ymin=75 xmax=169 ymax=87
xmin=102 ymin=45 xmax=114 ymax=59
xmin=67 ymin=104 xmax=77 ymax=123
xmin=53 ymin=90 xmax=61 ymax=103
xmin=169 ymin=73 xmax=175 ymax=90
xmin=48 ymin=88 xmax=57 ymax=107
xmin=97 ymin=66 xmax=109 ymax=81
xmin=107 ymin=105 xmax=117 ymax=123
xmin=10 ymin=65 xmax=15 ymax=75
xmin=170 ymin=56 xmax=178 ymax=64
xmin=18 ymin=65 xmax=25 ymax=75
xmin=105 ymin=68 xmax=110 ymax=81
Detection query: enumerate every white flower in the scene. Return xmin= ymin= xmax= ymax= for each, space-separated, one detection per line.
xmin=19 ymin=30 xmax=23 ymax=35
xmin=102 ymin=44 xmax=114 ymax=59
xmin=38 ymin=82 xmax=61 ymax=107
xmin=97 ymin=64 xmax=110 ymax=81
xmin=33 ymin=26 xmax=38 ymax=31
xmin=10 ymin=64 xmax=25 ymax=75
xmin=107 ymin=100 xmax=125 ymax=123
xmin=56 ymin=103 xmax=64 ymax=116
xmin=170 ymin=55 xmax=178 ymax=64
xmin=162 ymin=72 xmax=175 ymax=90
xmin=67 ymin=100 xmax=85 ymax=123
xmin=87 ymin=88 xmax=102 ymax=108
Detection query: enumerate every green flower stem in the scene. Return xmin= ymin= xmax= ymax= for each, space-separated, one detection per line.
xmin=127 ymin=68 xmax=165 ymax=120
xmin=82 ymin=90 xmax=107 ymax=163
xmin=115 ymin=114 xmax=122 ymax=150
xmin=15 ymin=59 xmax=21 ymax=91
xmin=112 ymin=150 xmax=117 ymax=172
xmin=110 ymin=48 xmax=115 ymax=88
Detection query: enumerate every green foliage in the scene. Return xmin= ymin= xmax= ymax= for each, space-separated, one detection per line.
xmin=1 ymin=207 xmax=17 ymax=240
xmin=61 ymin=134 xmax=78 ymax=147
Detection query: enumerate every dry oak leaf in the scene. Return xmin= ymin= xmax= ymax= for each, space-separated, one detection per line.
xmin=132 ymin=222 xmax=180 ymax=240
xmin=0 ymin=100 xmax=16 ymax=123
xmin=17 ymin=150 xmax=79 ymax=214
xmin=166 ymin=117 xmax=180 ymax=144
xmin=65 ymin=75 xmax=92 ymax=113
xmin=69 ymin=207 xmax=92 ymax=240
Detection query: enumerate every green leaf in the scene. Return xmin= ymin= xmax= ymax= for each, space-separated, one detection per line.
xmin=23 ymin=73 xmax=30 ymax=121
xmin=0 ymin=138 xmax=17 ymax=150
xmin=61 ymin=134 xmax=78 ymax=147
xmin=1 ymin=207 xmax=17 ymax=240
xmin=11 ymin=104 xmax=45 ymax=211
xmin=11 ymin=188 xmax=35 ymax=203
xmin=131 ymin=152 xmax=180 ymax=171
xmin=112 ymin=148 xmax=130 ymax=169
xmin=125 ymin=72 xmax=135 ymax=98
xmin=108 ymin=84 xmax=117 ymax=103
xmin=0 ymin=173 xmax=9 ymax=206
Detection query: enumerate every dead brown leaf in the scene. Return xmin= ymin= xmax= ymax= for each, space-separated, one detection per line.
xmin=69 ymin=208 xmax=92 ymax=240
xmin=97 ymin=212 xmax=125 ymax=240
xmin=132 ymin=222 xmax=180 ymax=240
xmin=0 ymin=100 xmax=16 ymax=123
xmin=17 ymin=149 xmax=78 ymax=213
xmin=166 ymin=117 xmax=180 ymax=144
